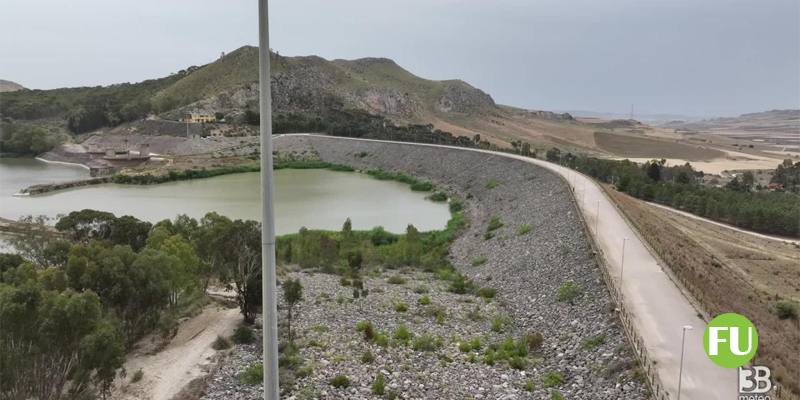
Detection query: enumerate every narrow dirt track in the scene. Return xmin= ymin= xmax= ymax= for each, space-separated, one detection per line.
xmin=112 ymin=304 xmax=241 ymax=400
xmin=280 ymin=134 xmax=738 ymax=399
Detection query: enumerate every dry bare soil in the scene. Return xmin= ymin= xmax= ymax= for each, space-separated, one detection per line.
xmin=606 ymin=187 xmax=800 ymax=397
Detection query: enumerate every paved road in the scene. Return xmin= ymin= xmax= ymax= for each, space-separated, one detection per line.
xmin=281 ymin=134 xmax=738 ymax=399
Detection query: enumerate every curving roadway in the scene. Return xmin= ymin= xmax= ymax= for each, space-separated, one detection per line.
xmin=279 ymin=134 xmax=738 ymax=399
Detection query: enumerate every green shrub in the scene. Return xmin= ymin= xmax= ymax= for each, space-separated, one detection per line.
xmin=232 ymin=326 xmax=255 ymax=344
xmin=776 ymin=300 xmax=799 ymax=320
xmin=525 ymin=331 xmax=544 ymax=350
xmin=485 ymin=179 xmax=500 ymax=189
xmin=524 ymin=379 xmax=535 ymax=392
xmin=551 ymin=391 xmax=564 ymax=400
xmin=459 ymin=337 xmax=481 ymax=353
xmin=393 ymin=325 xmax=413 ymax=345
xmin=414 ymin=285 xmax=429 ymax=294
xmin=471 ymin=256 xmax=488 ymax=267
xmin=449 ymin=200 xmax=464 ymax=213
xmin=330 ymin=375 xmax=351 ymax=388
xmin=412 ymin=335 xmax=442 ymax=352
xmin=418 ymin=295 xmax=431 ymax=305
xmin=131 ymin=369 xmax=144 ymax=383
xmin=556 ymin=281 xmax=581 ymax=302
xmin=483 ymin=349 xmax=496 ymax=365
xmin=509 ymin=356 xmax=528 ymax=370
xmin=478 ymin=287 xmax=496 ymax=300
xmin=487 ymin=216 xmax=504 ymax=232
xmin=428 ymin=192 xmax=448 ymax=202
xmin=237 ymin=363 xmax=263 ymax=385
xmin=581 ymin=334 xmax=606 ymax=349
xmin=296 ymin=365 xmax=313 ymax=378
xmin=212 ymin=335 xmax=232 ymax=350
xmin=361 ymin=351 xmax=375 ymax=364
xmin=517 ymin=224 xmax=532 ymax=235
xmin=356 ymin=320 xmax=375 ymax=341
xmin=374 ymin=332 xmax=389 ymax=347
xmin=387 ymin=275 xmax=407 ymax=285
xmin=372 ymin=374 xmax=386 ymax=395
xmin=410 ymin=181 xmax=434 ymax=191
xmin=542 ymin=371 xmax=565 ymax=388
xmin=394 ymin=302 xmax=409 ymax=312
xmin=340 ymin=276 xmax=352 ymax=286
xmin=491 ymin=315 xmax=512 ymax=333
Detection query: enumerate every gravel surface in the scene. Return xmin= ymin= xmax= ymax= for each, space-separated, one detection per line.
xmin=200 ymin=136 xmax=647 ymax=400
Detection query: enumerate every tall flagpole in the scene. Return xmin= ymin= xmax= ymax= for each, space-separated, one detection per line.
xmin=258 ymin=0 xmax=279 ymax=399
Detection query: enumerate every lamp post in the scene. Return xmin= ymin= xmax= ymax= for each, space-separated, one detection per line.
xmin=258 ymin=0 xmax=280 ymax=399
xmin=620 ymin=237 xmax=628 ymax=284
xmin=678 ymin=325 xmax=693 ymax=400
xmin=595 ymin=200 xmax=600 ymax=235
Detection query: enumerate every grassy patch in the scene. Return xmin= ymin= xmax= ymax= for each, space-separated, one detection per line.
xmin=556 ymin=281 xmax=581 ymax=302
xmin=418 ymin=295 xmax=431 ymax=305
xmin=412 ymin=335 xmax=442 ymax=352
xmin=477 ymin=287 xmax=497 ymax=300
xmin=517 ymin=224 xmax=532 ymax=235
xmin=212 ymin=335 xmax=232 ymax=350
xmin=487 ymin=216 xmax=504 ymax=232
xmin=485 ymin=179 xmax=500 ymax=189
xmin=387 ymin=275 xmax=407 ymax=285
xmin=237 ymin=362 xmax=263 ymax=385
xmin=330 ymin=375 xmax=351 ymax=388
xmin=231 ymin=325 xmax=255 ymax=344
xmin=471 ymin=256 xmax=488 ymax=267
xmin=394 ymin=302 xmax=409 ymax=313
xmin=542 ymin=371 xmax=565 ymax=388
xmin=582 ymin=334 xmax=607 ymax=349
xmin=427 ymin=192 xmax=448 ymax=202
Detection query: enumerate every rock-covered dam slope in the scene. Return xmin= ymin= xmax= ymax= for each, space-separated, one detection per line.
xmin=274 ymin=135 xmax=647 ymax=399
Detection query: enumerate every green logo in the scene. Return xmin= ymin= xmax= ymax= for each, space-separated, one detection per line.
xmin=703 ymin=313 xmax=758 ymax=368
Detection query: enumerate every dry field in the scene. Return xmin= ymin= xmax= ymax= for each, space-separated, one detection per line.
xmin=594 ymin=131 xmax=726 ymax=161
xmin=605 ymin=187 xmax=800 ymax=397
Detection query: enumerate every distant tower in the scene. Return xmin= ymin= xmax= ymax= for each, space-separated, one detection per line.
xmin=630 ymin=104 xmax=635 ymax=120
xmin=220 ymin=51 xmax=225 ymax=59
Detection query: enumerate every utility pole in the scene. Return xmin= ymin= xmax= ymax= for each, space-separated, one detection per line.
xmin=258 ymin=0 xmax=279 ymax=399
xmin=677 ymin=325 xmax=693 ymax=400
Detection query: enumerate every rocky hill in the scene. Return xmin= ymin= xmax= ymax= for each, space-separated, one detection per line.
xmin=0 ymin=79 xmax=25 ymax=92
xmin=155 ymin=46 xmax=498 ymax=125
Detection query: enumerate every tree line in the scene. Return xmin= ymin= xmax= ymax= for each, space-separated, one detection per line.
xmin=1 ymin=193 xmax=466 ymax=399
xmin=546 ymin=149 xmax=800 ymax=237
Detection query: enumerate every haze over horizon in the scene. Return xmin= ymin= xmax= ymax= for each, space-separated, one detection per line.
xmin=1 ymin=0 xmax=798 ymax=118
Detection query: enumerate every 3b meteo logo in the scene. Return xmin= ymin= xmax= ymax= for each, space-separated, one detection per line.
xmin=702 ymin=313 xmax=773 ymax=399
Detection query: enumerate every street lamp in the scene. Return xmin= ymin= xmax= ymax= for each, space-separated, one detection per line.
xmin=620 ymin=237 xmax=628 ymax=283
xmin=678 ymin=325 xmax=693 ymax=400
xmin=258 ymin=1 xmax=280 ymax=399
xmin=594 ymin=200 xmax=600 ymax=235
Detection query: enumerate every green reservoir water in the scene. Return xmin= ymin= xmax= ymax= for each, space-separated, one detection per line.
xmin=0 ymin=158 xmax=450 ymax=234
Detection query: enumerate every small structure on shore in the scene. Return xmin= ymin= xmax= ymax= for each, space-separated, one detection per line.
xmin=182 ymin=113 xmax=216 ymax=123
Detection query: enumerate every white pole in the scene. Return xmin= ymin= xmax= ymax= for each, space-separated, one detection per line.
xmin=595 ymin=200 xmax=600 ymax=235
xmin=677 ymin=325 xmax=693 ymax=400
xmin=620 ymin=237 xmax=628 ymax=283
xmin=258 ymin=0 xmax=280 ymax=399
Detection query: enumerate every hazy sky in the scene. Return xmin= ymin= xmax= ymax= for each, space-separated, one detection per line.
xmin=1 ymin=0 xmax=798 ymax=117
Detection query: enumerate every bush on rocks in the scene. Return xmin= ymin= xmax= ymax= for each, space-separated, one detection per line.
xmin=372 ymin=374 xmax=386 ymax=395
xmin=236 ymin=363 xmax=263 ymax=385
xmin=232 ymin=326 xmax=255 ymax=344
xmin=412 ymin=334 xmax=442 ymax=352
xmin=556 ymin=281 xmax=581 ymax=302
xmin=525 ymin=331 xmax=544 ymax=350
xmin=542 ymin=371 xmax=565 ymax=387
xmin=330 ymin=375 xmax=351 ymax=388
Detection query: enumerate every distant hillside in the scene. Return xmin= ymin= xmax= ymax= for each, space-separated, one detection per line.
xmin=663 ymin=109 xmax=800 ymax=135
xmin=0 ymin=79 xmax=25 ymax=92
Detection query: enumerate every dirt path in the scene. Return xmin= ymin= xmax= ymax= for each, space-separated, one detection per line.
xmin=112 ymin=304 xmax=241 ymax=400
